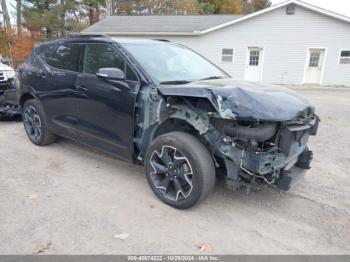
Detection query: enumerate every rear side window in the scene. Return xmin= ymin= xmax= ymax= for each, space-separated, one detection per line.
xmin=37 ymin=44 xmax=55 ymax=63
xmin=49 ymin=44 xmax=82 ymax=72
xmin=83 ymin=43 xmax=124 ymax=75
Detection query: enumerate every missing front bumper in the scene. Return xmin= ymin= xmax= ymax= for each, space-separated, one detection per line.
xmin=239 ymin=148 xmax=313 ymax=192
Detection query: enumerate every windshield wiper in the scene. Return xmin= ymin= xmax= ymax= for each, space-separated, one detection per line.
xmin=160 ymin=80 xmax=191 ymax=85
xmin=198 ymin=76 xmax=225 ymax=81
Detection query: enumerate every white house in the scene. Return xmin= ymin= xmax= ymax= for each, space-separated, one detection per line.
xmin=83 ymin=0 xmax=350 ymax=86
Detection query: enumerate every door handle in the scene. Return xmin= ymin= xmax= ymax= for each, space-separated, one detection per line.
xmin=39 ymin=72 xmax=47 ymax=79
xmin=36 ymin=71 xmax=47 ymax=78
xmin=76 ymin=85 xmax=88 ymax=92
xmin=111 ymin=86 xmax=122 ymax=92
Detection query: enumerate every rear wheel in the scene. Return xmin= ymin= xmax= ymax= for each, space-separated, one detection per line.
xmin=145 ymin=132 xmax=215 ymax=209
xmin=22 ymin=99 xmax=56 ymax=146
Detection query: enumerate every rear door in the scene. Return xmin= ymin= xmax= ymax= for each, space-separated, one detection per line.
xmin=74 ymin=43 xmax=140 ymax=160
xmin=43 ymin=43 xmax=83 ymax=139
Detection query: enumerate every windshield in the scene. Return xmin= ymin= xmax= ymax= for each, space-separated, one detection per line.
xmin=121 ymin=41 xmax=228 ymax=84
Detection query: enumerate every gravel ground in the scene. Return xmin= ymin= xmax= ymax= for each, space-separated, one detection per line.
xmin=0 ymin=87 xmax=349 ymax=255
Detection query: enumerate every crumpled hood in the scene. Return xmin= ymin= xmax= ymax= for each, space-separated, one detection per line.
xmin=158 ymin=78 xmax=313 ymax=121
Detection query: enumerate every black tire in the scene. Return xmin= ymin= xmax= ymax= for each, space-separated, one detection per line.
xmin=22 ymin=99 xmax=57 ymax=146
xmin=145 ymin=131 xmax=215 ymax=209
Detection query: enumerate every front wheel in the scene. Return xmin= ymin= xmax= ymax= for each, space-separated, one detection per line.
xmin=145 ymin=132 xmax=215 ymax=209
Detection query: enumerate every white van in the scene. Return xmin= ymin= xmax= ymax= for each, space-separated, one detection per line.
xmin=0 ymin=60 xmax=16 ymax=88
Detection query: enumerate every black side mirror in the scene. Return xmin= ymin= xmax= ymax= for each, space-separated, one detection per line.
xmin=96 ymin=68 xmax=125 ymax=81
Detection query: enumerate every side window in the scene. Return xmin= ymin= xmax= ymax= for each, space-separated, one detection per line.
xmin=49 ymin=44 xmax=81 ymax=72
xmin=37 ymin=44 xmax=55 ymax=63
xmin=126 ymin=64 xmax=138 ymax=82
xmin=83 ymin=43 xmax=138 ymax=82
xmin=83 ymin=44 xmax=124 ymax=75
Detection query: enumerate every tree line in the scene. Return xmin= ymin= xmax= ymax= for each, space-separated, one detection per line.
xmin=0 ymin=0 xmax=270 ymax=65
xmin=1 ymin=0 xmax=271 ymax=38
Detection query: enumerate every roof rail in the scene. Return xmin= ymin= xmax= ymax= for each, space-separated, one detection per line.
xmin=67 ymin=33 xmax=111 ymax=38
xmin=153 ymin=39 xmax=170 ymax=42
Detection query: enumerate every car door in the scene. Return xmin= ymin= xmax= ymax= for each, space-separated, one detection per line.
xmin=75 ymin=42 xmax=140 ymax=161
xmin=41 ymin=43 xmax=83 ymax=139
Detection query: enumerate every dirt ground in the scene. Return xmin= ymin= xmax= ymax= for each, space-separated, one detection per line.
xmin=0 ymin=86 xmax=349 ymax=255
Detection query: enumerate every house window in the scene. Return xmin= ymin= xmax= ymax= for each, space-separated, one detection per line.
xmin=309 ymin=52 xmax=321 ymax=67
xmin=339 ymin=50 xmax=350 ymax=64
xmin=221 ymin=49 xmax=234 ymax=62
xmin=249 ymin=50 xmax=260 ymax=66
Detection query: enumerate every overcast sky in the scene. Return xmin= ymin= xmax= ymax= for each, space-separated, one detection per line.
xmin=272 ymin=0 xmax=350 ymax=17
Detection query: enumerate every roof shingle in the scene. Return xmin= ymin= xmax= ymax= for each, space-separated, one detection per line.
xmin=83 ymin=15 xmax=243 ymax=34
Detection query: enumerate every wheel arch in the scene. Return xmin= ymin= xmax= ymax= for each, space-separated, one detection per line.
xmin=149 ymin=117 xmax=228 ymax=180
xmin=147 ymin=117 xmax=217 ymax=167
xmin=152 ymin=118 xmax=199 ymax=140
xmin=19 ymin=92 xmax=36 ymax=109
xmin=135 ymin=94 xmax=221 ymax=169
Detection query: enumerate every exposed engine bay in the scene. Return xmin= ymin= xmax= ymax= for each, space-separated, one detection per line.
xmin=134 ymin=79 xmax=319 ymax=192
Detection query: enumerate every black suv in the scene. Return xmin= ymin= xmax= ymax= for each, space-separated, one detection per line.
xmin=17 ymin=35 xmax=319 ymax=209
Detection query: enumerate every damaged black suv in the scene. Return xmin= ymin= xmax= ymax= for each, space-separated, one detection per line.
xmin=17 ymin=35 xmax=319 ymax=209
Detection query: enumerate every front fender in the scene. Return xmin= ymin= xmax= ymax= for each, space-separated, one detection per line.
xmin=158 ymin=87 xmax=221 ymax=116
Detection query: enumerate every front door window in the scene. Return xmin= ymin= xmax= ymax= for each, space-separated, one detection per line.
xmin=83 ymin=44 xmax=125 ymax=75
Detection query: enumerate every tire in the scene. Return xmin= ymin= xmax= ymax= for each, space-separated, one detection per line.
xmin=145 ymin=131 xmax=215 ymax=209
xmin=22 ymin=99 xmax=57 ymax=146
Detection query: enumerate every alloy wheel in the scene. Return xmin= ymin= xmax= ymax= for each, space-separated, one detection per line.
xmin=149 ymin=145 xmax=193 ymax=201
xmin=23 ymin=105 xmax=42 ymax=143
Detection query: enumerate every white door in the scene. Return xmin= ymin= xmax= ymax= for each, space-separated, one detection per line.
xmin=304 ymin=49 xmax=325 ymax=84
xmin=245 ymin=47 xmax=263 ymax=82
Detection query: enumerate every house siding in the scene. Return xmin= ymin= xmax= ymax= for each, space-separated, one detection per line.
xmin=119 ymin=5 xmax=350 ymax=86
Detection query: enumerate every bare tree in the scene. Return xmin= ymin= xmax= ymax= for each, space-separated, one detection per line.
xmin=1 ymin=0 xmax=12 ymax=31
xmin=60 ymin=0 xmax=65 ymax=36
xmin=16 ymin=0 xmax=22 ymax=35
